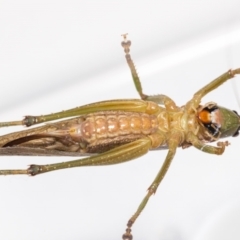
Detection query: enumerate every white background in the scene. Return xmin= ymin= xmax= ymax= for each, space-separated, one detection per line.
xmin=1 ymin=1 xmax=240 ymax=240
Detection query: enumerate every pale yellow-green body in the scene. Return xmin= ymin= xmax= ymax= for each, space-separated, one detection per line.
xmin=0 ymin=34 xmax=239 ymax=240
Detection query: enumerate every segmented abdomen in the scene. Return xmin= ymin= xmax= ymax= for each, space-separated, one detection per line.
xmin=70 ymin=111 xmax=159 ymax=143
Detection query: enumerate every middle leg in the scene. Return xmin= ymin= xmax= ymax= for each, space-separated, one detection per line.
xmin=121 ymin=34 xmax=178 ymax=111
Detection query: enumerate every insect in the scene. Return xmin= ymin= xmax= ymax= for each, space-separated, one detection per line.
xmin=0 ymin=34 xmax=240 ymax=240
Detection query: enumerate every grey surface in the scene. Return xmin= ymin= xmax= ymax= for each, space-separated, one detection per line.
xmin=1 ymin=1 xmax=240 ymax=240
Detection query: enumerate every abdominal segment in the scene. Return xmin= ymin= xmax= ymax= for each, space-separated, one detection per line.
xmin=5 ymin=111 xmax=159 ymax=154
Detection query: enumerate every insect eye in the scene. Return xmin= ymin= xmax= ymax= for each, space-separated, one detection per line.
xmin=231 ymin=111 xmax=240 ymax=137
xmin=233 ymin=110 xmax=239 ymax=115
xmin=232 ymin=128 xmax=239 ymax=137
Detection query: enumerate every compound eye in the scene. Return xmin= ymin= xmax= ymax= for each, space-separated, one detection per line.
xmin=233 ymin=110 xmax=239 ymax=116
xmin=232 ymin=126 xmax=240 ymax=137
